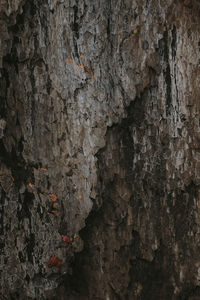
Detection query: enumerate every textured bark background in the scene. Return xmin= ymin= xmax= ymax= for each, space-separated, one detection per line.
xmin=0 ymin=0 xmax=200 ymax=299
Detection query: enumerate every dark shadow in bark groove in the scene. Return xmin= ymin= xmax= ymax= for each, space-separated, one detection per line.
xmin=63 ymin=90 xmax=171 ymax=299
xmin=61 ymin=76 xmax=200 ymax=299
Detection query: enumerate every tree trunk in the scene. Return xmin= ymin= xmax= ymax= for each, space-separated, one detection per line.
xmin=0 ymin=0 xmax=200 ymax=299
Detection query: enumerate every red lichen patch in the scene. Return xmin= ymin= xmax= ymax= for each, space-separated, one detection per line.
xmin=66 ymin=58 xmax=72 ymax=64
xmin=62 ymin=235 xmax=70 ymax=242
xmin=49 ymin=194 xmax=57 ymax=202
xmin=80 ymin=63 xmax=85 ymax=70
xmin=184 ymin=0 xmax=191 ymax=6
xmin=84 ymin=66 xmax=92 ymax=75
xmin=66 ymin=54 xmax=95 ymax=77
xmin=48 ymin=256 xmax=63 ymax=267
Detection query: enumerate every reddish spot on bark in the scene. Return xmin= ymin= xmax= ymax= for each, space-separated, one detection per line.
xmin=51 ymin=210 xmax=57 ymax=215
xmin=80 ymin=63 xmax=85 ymax=70
xmin=66 ymin=57 xmax=72 ymax=64
xmin=49 ymin=194 xmax=57 ymax=202
xmin=28 ymin=183 xmax=34 ymax=188
xmin=48 ymin=256 xmax=63 ymax=267
xmin=11 ymin=176 xmax=15 ymax=182
xmin=62 ymin=235 xmax=70 ymax=242
xmin=184 ymin=0 xmax=191 ymax=6
xmin=84 ymin=66 xmax=92 ymax=74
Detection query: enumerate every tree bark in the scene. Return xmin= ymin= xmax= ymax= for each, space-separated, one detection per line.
xmin=0 ymin=0 xmax=200 ymax=299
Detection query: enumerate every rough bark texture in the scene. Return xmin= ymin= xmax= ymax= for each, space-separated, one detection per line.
xmin=0 ymin=0 xmax=200 ymax=299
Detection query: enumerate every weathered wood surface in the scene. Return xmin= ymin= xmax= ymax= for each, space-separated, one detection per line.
xmin=0 ymin=0 xmax=200 ymax=299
